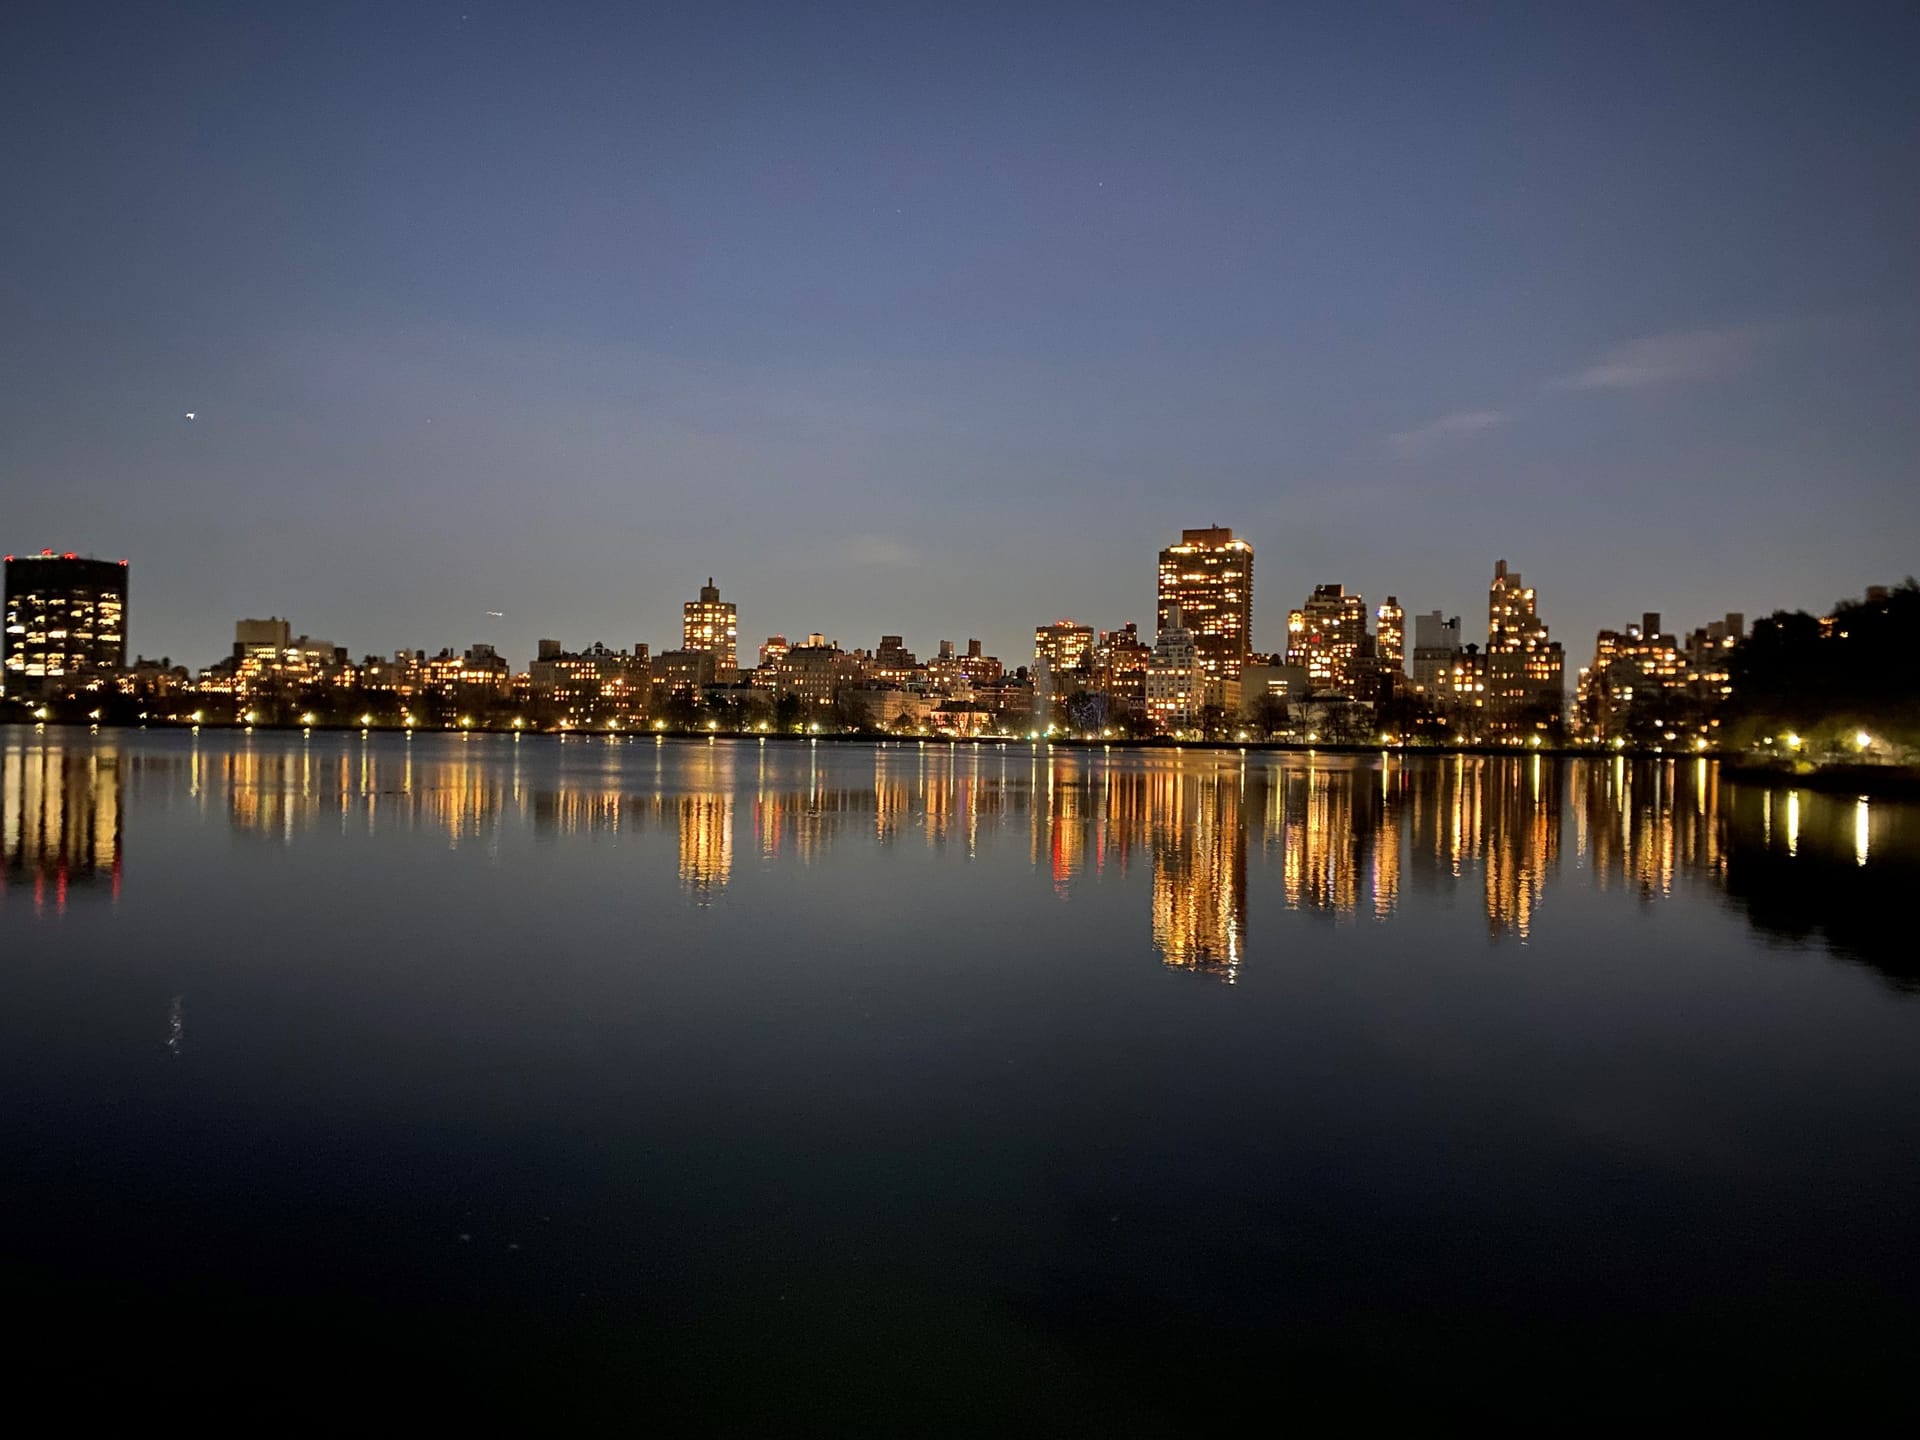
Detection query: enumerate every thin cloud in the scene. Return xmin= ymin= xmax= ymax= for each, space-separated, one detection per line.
xmin=844 ymin=534 xmax=920 ymax=569
xmin=1387 ymin=408 xmax=1508 ymax=457
xmin=1551 ymin=323 xmax=1780 ymax=392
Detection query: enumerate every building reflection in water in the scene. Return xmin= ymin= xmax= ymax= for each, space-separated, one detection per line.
xmin=1 ymin=735 xmax=124 ymax=912
xmin=1148 ymin=765 xmax=1247 ymax=980
xmin=2 ymin=733 xmax=1913 ymax=989
xmin=226 ymin=737 xmax=509 ymax=848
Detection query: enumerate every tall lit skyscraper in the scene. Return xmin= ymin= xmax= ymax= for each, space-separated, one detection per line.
xmin=1376 ymin=596 xmax=1405 ymax=677
xmin=3 ymin=550 xmax=129 ymax=697
xmin=1156 ymin=527 xmax=1253 ymax=683
xmin=682 ymin=577 xmax=738 ymax=680
xmin=1485 ymin=559 xmax=1565 ymax=734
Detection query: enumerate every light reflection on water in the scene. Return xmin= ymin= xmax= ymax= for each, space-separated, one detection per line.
xmin=3 ymin=727 xmax=1918 ymax=1423
xmin=3 ymin=728 xmax=1912 ymax=988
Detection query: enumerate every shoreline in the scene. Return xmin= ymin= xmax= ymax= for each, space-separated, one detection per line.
xmin=1715 ymin=760 xmax=1920 ymax=800
xmin=6 ymin=716 xmax=1916 ymax=787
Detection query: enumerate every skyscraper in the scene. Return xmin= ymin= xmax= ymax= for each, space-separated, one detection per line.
xmin=1485 ymin=559 xmax=1565 ymax=735
xmin=3 ymin=550 xmax=128 ymax=697
xmin=1156 ymin=527 xmax=1253 ymax=684
xmin=1375 ymin=597 xmax=1405 ymax=677
xmin=682 ymin=577 xmax=738 ymax=681
xmin=1287 ymin=583 xmax=1368 ymax=692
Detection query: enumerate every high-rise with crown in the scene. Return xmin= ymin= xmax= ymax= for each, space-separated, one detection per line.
xmin=1485 ymin=559 xmax=1564 ymax=735
xmin=1156 ymin=527 xmax=1253 ymax=685
xmin=682 ymin=577 xmax=738 ymax=681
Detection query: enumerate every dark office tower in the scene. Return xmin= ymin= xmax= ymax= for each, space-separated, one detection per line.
xmin=1156 ymin=526 xmax=1254 ymax=683
xmin=3 ymin=550 xmax=129 ymax=698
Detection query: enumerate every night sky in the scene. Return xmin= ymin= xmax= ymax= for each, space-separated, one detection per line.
xmin=4 ymin=1 xmax=1915 ymax=671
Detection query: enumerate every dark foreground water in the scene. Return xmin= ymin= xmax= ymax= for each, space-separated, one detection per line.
xmin=3 ymin=726 xmax=1916 ymax=1425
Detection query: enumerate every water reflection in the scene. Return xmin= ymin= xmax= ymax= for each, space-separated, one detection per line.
xmin=2 ymin=736 xmax=123 ymax=911
xmin=1150 ymin=767 xmax=1246 ymax=978
xmin=3 ymin=730 xmax=1915 ymax=989
xmin=1719 ymin=782 xmax=1916 ymax=987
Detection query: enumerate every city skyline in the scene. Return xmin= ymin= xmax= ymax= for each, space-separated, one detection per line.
xmin=6 ymin=4 xmax=1918 ymax=1418
xmin=5 ymin=534 xmax=1883 ymax=698
xmin=18 ymin=533 xmax=1911 ymax=761
xmin=3 ymin=4 xmax=1915 ymax=675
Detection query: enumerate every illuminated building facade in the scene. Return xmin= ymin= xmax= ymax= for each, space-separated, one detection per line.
xmin=766 ymin=640 xmax=862 ymax=709
xmin=871 ymin=635 xmax=918 ymax=687
xmin=3 ymin=551 xmax=129 ymax=697
xmin=227 ymin=620 xmax=353 ymax=704
xmin=1145 ymin=606 xmax=1204 ymax=731
xmin=653 ymin=648 xmax=717 ymax=699
xmin=927 ymin=639 xmax=1003 ymax=695
xmin=528 ymin=640 xmax=653 ymax=723
xmin=1092 ymin=623 xmax=1152 ymax=718
xmin=1375 ymin=596 xmax=1405 ymax=677
xmin=1439 ymin=647 xmax=1488 ymax=718
xmin=1683 ymin=612 xmax=1743 ymax=712
xmin=1286 ymin=583 xmax=1367 ymax=693
xmin=1485 ymin=559 xmax=1565 ymax=735
xmin=682 ymin=578 xmax=738 ymax=680
xmin=1575 ymin=611 xmax=1743 ymax=740
xmin=1034 ymin=620 xmax=1094 ymax=674
xmin=423 ymin=644 xmax=511 ymax=698
xmin=1156 ymin=527 xmax=1253 ymax=683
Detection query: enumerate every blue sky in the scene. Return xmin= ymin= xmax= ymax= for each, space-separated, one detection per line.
xmin=3 ymin=1 xmax=1915 ymax=669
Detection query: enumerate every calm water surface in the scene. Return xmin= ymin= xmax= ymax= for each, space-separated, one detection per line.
xmin=3 ymin=727 xmax=1917 ymax=1424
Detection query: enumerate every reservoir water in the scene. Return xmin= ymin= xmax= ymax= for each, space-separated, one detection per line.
xmin=3 ymin=727 xmax=1915 ymax=1424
